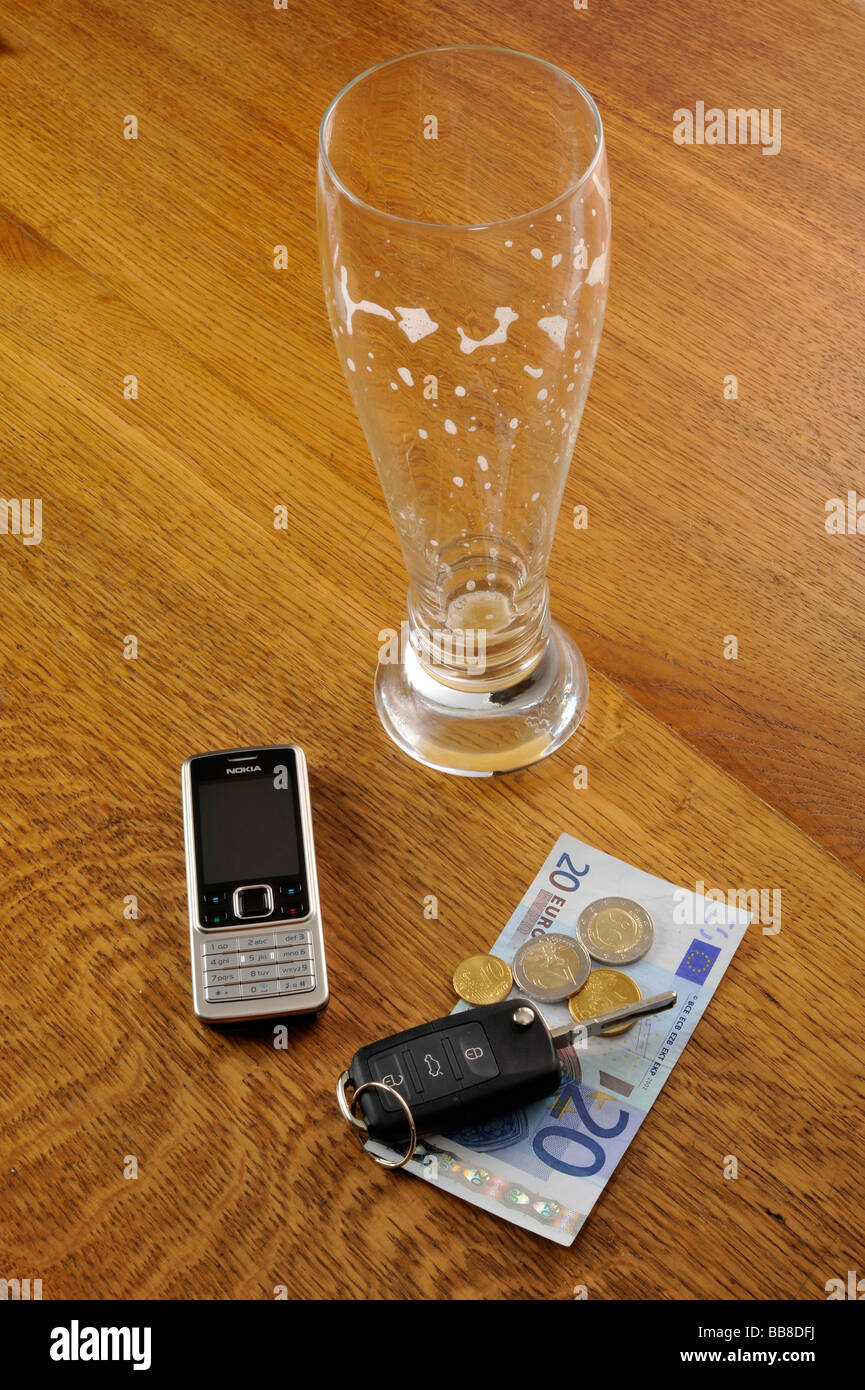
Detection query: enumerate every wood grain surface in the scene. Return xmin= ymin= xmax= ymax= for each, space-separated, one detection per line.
xmin=0 ymin=0 xmax=862 ymax=1300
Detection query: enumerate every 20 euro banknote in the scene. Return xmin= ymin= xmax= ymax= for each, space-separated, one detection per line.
xmin=366 ymin=832 xmax=750 ymax=1245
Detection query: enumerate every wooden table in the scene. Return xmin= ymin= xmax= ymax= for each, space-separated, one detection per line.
xmin=1 ymin=0 xmax=862 ymax=1300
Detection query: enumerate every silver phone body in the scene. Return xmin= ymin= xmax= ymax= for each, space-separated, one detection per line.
xmin=181 ymin=745 xmax=329 ymax=1023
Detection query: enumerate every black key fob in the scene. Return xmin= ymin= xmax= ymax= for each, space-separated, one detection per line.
xmin=347 ymin=998 xmax=561 ymax=1143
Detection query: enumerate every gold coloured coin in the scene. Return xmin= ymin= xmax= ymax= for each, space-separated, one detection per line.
xmin=576 ymin=897 xmax=654 ymax=965
xmin=512 ymin=932 xmax=591 ymax=1003
xmin=452 ymin=953 xmax=513 ymax=1005
xmin=567 ymin=968 xmax=642 ymax=1036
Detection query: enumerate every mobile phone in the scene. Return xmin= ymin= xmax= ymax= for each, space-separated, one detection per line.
xmin=181 ymin=744 xmax=329 ymax=1022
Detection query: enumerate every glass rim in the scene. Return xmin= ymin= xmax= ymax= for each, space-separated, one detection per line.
xmin=318 ymin=44 xmax=605 ymax=232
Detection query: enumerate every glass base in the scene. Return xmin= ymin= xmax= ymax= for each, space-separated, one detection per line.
xmin=374 ymin=620 xmax=588 ymax=776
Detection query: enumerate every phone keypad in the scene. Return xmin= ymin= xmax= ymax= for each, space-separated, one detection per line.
xmin=202 ymin=930 xmax=317 ymax=1003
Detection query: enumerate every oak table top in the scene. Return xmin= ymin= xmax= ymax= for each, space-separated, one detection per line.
xmin=0 ymin=0 xmax=862 ymax=1300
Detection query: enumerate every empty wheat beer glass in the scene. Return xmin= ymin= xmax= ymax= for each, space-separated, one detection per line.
xmin=317 ymin=46 xmax=610 ymax=775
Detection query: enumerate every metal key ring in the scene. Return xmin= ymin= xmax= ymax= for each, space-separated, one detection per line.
xmin=335 ymin=1070 xmax=418 ymax=1170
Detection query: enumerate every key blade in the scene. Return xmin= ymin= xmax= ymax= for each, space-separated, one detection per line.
xmin=550 ymin=989 xmax=678 ymax=1046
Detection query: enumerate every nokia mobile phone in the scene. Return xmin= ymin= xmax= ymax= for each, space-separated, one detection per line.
xmin=181 ymin=744 xmax=329 ymax=1022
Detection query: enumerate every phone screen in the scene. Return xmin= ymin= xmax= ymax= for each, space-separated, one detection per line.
xmin=198 ymin=775 xmax=301 ymax=884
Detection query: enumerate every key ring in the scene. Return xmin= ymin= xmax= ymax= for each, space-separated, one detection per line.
xmin=336 ymin=1070 xmax=418 ymax=1170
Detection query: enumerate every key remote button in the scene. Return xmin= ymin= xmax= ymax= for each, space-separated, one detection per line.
xmin=276 ymin=930 xmax=311 ymax=947
xmin=276 ymin=944 xmax=313 ymax=963
xmin=277 ymin=960 xmax=316 ymax=979
xmin=203 ymin=968 xmax=241 ymax=988
xmin=239 ymin=965 xmax=278 ymax=982
xmin=242 ymin=933 xmax=276 ymax=950
xmin=238 ymin=950 xmax=277 ymax=966
xmin=205 ymin=984 xmax=242 ymax=1002
xmin=451 ymin=1023 xmax=499 ymax=1083
xmin=404 ymin=1041 xmax=458 ymax=1100
xmin=370 ymin=1053 xmax=412 ymax=1112
xmin=278 ymin=975 xmax=315 ymax=994
xmin=202 ymin=938 xmax=239 ymax=956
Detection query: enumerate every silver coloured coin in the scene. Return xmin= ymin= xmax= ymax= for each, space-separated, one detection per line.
xmin=511 ymin=932 xmax=591 ymax=1003
xmin=576 ymin=897 xmax=654 ymax=965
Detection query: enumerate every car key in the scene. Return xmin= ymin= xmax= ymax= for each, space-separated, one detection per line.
xmin=342 ymin=990 xmax=677 ymax=1145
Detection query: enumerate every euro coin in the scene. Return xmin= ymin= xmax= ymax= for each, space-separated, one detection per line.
xmin=576 ymin=898 xmax=654 ymax=965
xmin=512 ymin=932 xmax=591 ymax=1003
xmin=452 ymin=953 xmax=513 ymax=1005
xmin=567 ymin=968 xmax=642 ymax=1036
